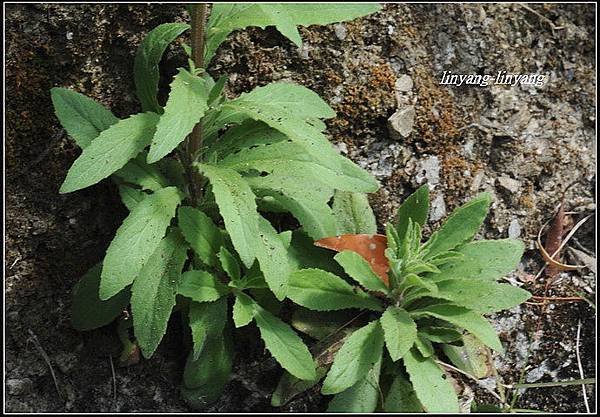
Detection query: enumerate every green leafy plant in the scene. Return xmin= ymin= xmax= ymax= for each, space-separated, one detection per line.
xmin=53 ymin=3 xmax=531 ymax=412
xmin=54 ymin=2 xmax=382 ymax=409
xmin=274 ymin=185 xmax=532 ymax=412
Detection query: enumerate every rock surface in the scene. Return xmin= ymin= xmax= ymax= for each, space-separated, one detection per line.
xmin=5 ymin=3 xmax=596 ymax=413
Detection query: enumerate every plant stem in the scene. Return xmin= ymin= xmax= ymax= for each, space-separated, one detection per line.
xmin=512 ymin=378 xmax=596 ymax=389
xmin=185 ymin=3 xmax=208 ymax=205
xmin=190 ymin=4 xmax=207 ymax=70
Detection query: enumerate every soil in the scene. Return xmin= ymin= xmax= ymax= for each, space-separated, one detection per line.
xmin=4 ymin=3 xmax=596 ymax=413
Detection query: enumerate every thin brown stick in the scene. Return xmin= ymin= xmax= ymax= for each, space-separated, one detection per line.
xmin=28 ymin=329 xmax=62 ymax=400
xmin=519 ymin=4 xmax=565 ymax=31
xmin=436 ymin=359 xmax=505 ymax=404
xmin=109 ymin=354 xmax=117 ymax=404
xmin=530 ymin=295 xmax=585 ymax=302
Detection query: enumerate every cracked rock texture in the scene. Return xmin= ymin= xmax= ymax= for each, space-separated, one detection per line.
xmin=5 ymin=3 xmax=595 ymax=413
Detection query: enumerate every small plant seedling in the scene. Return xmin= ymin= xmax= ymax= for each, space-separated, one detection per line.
xmin=54 ymin=3 xmax=382 ymax=409
xmin=274 ymin=185 xmax=532 ymax=412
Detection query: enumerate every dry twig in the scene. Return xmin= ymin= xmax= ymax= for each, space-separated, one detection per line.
xmin=109 ymin=355 xmax=117 ymax=404
xmin=519 ymin=4 xmax=565 ymax=31
xmin=436 ymin=359 xmax=505 ymax=404
xmin=27 ymin=329 xmax=62 ymax=400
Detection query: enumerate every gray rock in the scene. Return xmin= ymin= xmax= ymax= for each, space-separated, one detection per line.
xmin=415 ymin=156 xmax=441 ymax=188
xmin=6 ymin=378 xmax=33 ymax=396
xmin=395 ymin=74 xmax=413 ymax=93
xmin=496 ymin=175 xmax=521 ymax=194
xmin=388 ymin=106 xmax=416 ymax=139
xmin=333 ymin=141 xmax=348 ymax=155
xmin=470 ymin=170 xmax=486 ymax=192
xmin=334 ymin=23 xmax=347 ymax=41
xmin=430 ymin=194 xmax=447 ymax=222
xmin=508 ymin=218 xmax=521 ymax=238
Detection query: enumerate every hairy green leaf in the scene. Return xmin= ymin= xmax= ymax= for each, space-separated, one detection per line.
xmin=206 ymin=82 xmax=336 ymax=141
xmin=178 ymin=270 xmax=229 ymax=303
xmin=281 ymin=4 xmax=381 ymax=26
xmin=232 ymin=292 xmax=255 ymax=328
xmin=218 ymin=246 xmax=241 ymax=281
xmin=401 ymin=273 xmax=438 ymax=294
xmin=412 ymin=304 xmax=503 ymax=352
xmin=198 ymin=164 xmax=259 ymax=268
xmin=422 ymin=193 xmax=492 ymax=259
xmin=246 ymin=169 xmax=337 ymax=240
xmin=206 ymin=120 xmax=287 ymax=159
xmin=178 ymin=206 xmax=223 ymax=267
xmin=233 ymin=82 xmax=335 ymax=119
xmin=147 ymin=69 xmax=209 ymax=163
xmin=71 ymin=263 xmax=130 ymax=331
xmin=130 ymin=229 xmax=188 ymax=358
xmin=291 ymin=308 xmax=356 ymax=341
xmin=229 ymin=265 xmax=268 ymax=290
xmin=418 ymin=326 xmax=462 ymax=344
xmin=321 ymin=320 xmax=384 ymax=395
xmin=50 ymin=89 xmax=167 ymax=205
xmin=217 ymin=83 xmax=347 ymax=170
xmin=414 ymin=334 xmax=434 ymax=357
xmin=115 ymin=153 xmax=169 ymax=191
xmin=134 ymin=23 xmax=190 ymax=113
xmin=338 ymin=157 xmax=379 ymax=194
xmin=100 ymin=187 xmax=181 ymax=299
xmin=384 ymin=372 xmax=423 ymax=412
xmin=60 ymin=112 xmax=159 ymax=193
xmin=51 ymin=87 xmax=118 ymax=148
xmin=208 ymin=74 xmax=228 ymax=105
xmin=272 ymin=366 xmax=328 ymax=407
xmin=332 ymin=191 xmax=377 ymax=235
xmin=429 ymin=239 xmax=525 ymax=282
xmin=403 ymin=348 xmax=459 ymax=413
xmin=117 ymin=185 xmax=147 ymax=211
xmin=188 ymin=297 xmax=228 ymax=361
xmin=327 ymin=353 xmax=382 ymax=412
xmin=395 ymin=184 xmax=429 ymax=243
xmin=205 ymin=4 xmax=380 ymax=64
xmin=219 ymin=140 xmax=376 ymax=194
xmin=435 ymin=279 xmax=531 ymax=313
xmin=334 ymin=251 xmax=389 ymax=294
xmin=254 ymin=217 xmax=291 ymax=300
xmin=254 ymin=303 xmax=316 ymax=380
xmin=442 ymin=334 xmax=492 ymax=379
xmin=182 ymin=330 xmax=233 ymax=408
xmin=287 ymin=268 xmax=383 ymax=312
xmin=380 ymin=306 xmax=417 ymax=361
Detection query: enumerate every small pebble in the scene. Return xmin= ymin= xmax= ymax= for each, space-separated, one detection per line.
xmin=508 ymin=218 xmax=521 ymax=238
xmin=430 ymin=194 xmax=447 ymax=222
xmin=388 ymin=106 xmax=416 ymax=139
xmin=6 ymin=378 xmax=33 ymax=396
xmin=415 ymin=156 xmax=441 ymax=188
xmin=334 ymin=23 xmax=347 ymax=41
xmin=496 ymin=175 xmax=521 ymax=194
xmin=395 ymin=74 xmax=413 ymax=92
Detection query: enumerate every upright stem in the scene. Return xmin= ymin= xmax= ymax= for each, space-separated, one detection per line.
xmin=190 ymin=4 xmax=207 ymax=70
xmin=185 ymin=3 xmax=208 ymax=205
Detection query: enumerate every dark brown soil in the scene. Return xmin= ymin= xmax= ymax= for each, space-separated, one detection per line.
xmin=5 ymin=3 xmax=596 ymax=413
